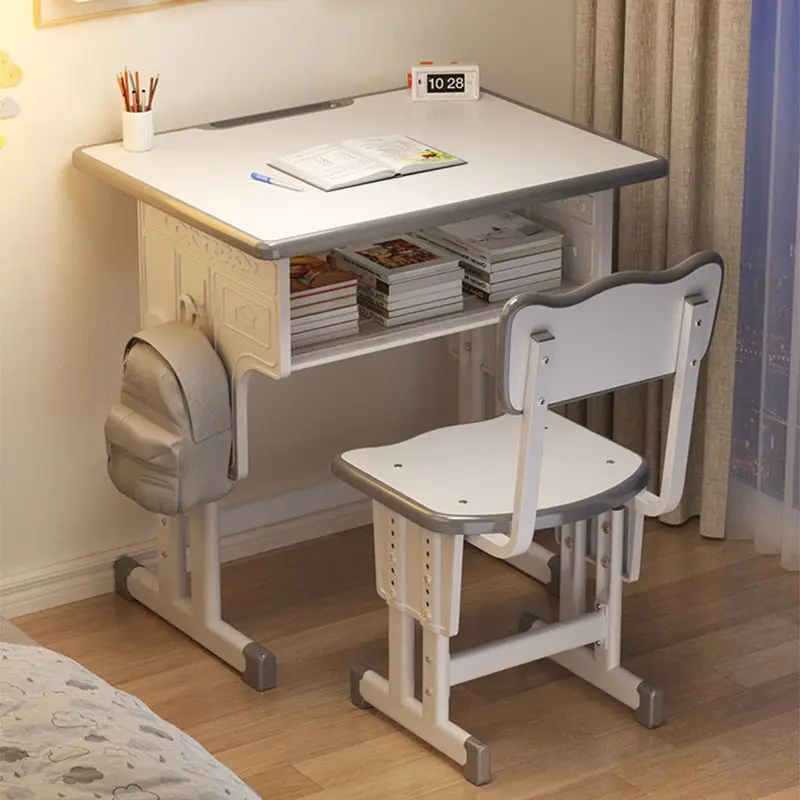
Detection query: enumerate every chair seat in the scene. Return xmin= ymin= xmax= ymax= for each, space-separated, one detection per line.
xmin=333 ymin=411 xmax=649 ymax=535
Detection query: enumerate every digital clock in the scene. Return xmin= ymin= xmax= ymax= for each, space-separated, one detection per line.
xmin=410 ymin=63 xmax=480 ymax=102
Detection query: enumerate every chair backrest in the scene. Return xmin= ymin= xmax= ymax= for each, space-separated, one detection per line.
xmin=473 ymin=251 xmax=724 ymax=561
xmin=497 ymin=251 xmax=724 ymax=413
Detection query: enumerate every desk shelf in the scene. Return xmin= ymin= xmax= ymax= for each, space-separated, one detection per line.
xmin=290 ymin=286 xmax=576 ymax=372
xmin=138 ymin=188 xmax=610 ymax=385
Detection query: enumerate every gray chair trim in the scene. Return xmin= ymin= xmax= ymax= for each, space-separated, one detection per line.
xmin=495 ymin=250 xmax=725 ymax=415
xmin=332 ymin=454 xmax=650 ymax=536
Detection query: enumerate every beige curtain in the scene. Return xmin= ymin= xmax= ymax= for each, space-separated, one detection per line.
xmin=572 ymin=0 xmax=751 ymax=538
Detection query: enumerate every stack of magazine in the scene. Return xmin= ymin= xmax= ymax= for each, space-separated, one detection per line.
xmin=290 ymin=253 xmax=359 ymax=347
xmin=333 ymin=235 xmax=464 ymax=327
xmin=417 ymin=211 xmax=564 ymax=303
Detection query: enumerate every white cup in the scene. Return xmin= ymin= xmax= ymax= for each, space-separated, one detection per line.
xmin=122 ymin=110 xmax=154 ymax=153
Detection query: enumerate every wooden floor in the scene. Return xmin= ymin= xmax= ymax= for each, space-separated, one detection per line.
xmin=15 ymin=521 xmax=800 ymax=800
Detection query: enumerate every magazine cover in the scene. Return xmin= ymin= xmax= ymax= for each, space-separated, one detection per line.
xmin=290 ymin=253 xmax=357 ymax=297
xmin=335 ymin=235 xmax=460 ymax=283
xmin=435 ymin=212 xmax=562 ymax=256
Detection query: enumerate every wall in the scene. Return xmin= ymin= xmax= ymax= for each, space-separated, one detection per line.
xmin=0 ymin=0 xmax=576 ymax=607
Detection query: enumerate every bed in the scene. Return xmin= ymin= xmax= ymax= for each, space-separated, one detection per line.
xmin=0 ymin=642 xmax=260 ymax=800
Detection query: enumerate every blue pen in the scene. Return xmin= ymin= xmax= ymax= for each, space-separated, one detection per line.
xmin=251 ymin=172 xmax=304 ymax=192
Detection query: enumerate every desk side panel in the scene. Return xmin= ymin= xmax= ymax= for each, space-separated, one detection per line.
xmin=138 ymin=203 xmax=289 ymax=379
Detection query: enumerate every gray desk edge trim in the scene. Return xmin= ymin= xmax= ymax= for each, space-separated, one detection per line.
xmin=71 ymin=86 xmax=669 ymax=261
xmin=331 ymin=453 xmax=650 ymax=536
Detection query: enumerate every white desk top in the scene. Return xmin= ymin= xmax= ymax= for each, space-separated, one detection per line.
xmin=74 ymin=88 xmax=666 ymax=259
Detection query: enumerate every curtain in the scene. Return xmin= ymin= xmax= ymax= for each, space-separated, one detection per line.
xmin=727 ymin=0 xmax=799 ymax=571
xmin=572 ymin=0 xmax=751 ymax=539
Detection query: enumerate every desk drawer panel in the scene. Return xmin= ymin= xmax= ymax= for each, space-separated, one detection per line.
xmin=140 ymin=231 xmax=178 ymax=328
xmin=212 ymin=272 xmax=282 ymax=376
xmin=138 ymin=202 xmax=289 ymax=379
xmin=140 ymin=204 xmax=279 ymax=294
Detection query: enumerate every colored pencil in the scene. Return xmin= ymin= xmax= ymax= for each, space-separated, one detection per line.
xmin=147 ymin=74 xmax=160 ymax=111
xmin=117 ymin=68 xmax=160 ymax=113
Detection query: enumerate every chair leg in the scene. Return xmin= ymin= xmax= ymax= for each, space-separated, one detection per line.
xmin=351 ymin=506 xmax=491 ymax=785
xmin=558 ymin=521 xmax=587 ymax=620
xmin=520 ymin=509 xmax=664 ymax=728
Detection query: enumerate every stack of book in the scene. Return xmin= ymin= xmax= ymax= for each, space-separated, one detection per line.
xmin=290 ymin=253 xmax=359 ymax=347
xmin=333 ymin=235 xmax=464 ymax=327
xmin=417 ymin=211 xmax=564 ymax=303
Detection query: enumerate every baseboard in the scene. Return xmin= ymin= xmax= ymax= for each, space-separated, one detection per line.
xmin=219 ymin=496 xmax=371 ymax=564
xmin=0 ymin=543 xmax=159 ymax=621
xmin=1 ymin=482 xmax=371 ymax=619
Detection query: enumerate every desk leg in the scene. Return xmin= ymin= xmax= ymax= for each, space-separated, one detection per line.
xmin=113 ymin=503 xmax=277 ymax=691
xmin=457 ymin=330 xmax=487 ymax=424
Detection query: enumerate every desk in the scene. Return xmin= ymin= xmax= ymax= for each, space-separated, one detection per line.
xmin=74 ymin=87 xmax=667 ymax=689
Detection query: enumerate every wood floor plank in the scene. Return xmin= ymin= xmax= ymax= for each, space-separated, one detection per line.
xmin=421 ymin=725 xmax=663 ymax=800
xmin=625 ymin=539 xmax=761 ymax=596
xmin=645 ymin=743 xmax=799 ymax=800
xmin=714 ymin=640 xmax=799 ymax=688
xmin=531 ymin=773 xmax=643 ymax=800
xmin=293 ymin=757 xmax=463 ymax=800
xmin=756 ymin=788 xmax=800 ymax=800
xmin=294 ymin=731 xmax=442 ymax=789
xmin=652 ymin=673 xmax=799 ymax=747
xmin=616 ymin=710 xmax=798 ymax=795
xmin=232 ymin=764 xmax=321 ymax=800
xmin=12 ymin=521 xmax=799 ymax=800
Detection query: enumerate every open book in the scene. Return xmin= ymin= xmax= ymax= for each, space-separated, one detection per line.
xmin=268 ymin=135 xmax=466 ymax=191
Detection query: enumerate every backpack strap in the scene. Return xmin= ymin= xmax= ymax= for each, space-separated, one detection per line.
xmin=124 ymin=321 xmax=231 ymax=443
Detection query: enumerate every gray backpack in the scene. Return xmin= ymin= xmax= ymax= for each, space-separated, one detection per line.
xmin=105 ymin=321 xmax=233 ymax=516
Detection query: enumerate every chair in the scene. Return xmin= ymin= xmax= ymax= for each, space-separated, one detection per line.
xmin=332 ymin=251 xmax=724 ymax=786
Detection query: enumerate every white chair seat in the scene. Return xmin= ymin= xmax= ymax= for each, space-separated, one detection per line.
xmin=333 ymin=411 xmax=648 ymax=535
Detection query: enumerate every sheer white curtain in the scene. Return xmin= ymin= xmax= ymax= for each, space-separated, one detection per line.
xmin=727 ymin=0 xmax=799 ymax=571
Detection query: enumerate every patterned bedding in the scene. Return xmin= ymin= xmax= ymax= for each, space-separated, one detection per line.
xmin=0 ymin=642 xmax=260 ymax=800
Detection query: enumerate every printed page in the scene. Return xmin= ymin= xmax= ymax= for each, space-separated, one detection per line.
xmin=343 ymin=135 xmax=461 ymax=172
xmin=270 ymin=143 xmax=392 ymax=189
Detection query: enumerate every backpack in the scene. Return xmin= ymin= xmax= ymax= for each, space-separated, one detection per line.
xmin=105 ymin=320 xmax=233 ymax=515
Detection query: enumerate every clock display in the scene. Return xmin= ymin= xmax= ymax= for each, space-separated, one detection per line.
xmin=426 ymin=73 xmax=467 ymax=93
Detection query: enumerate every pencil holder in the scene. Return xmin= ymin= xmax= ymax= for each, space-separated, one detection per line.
xmin=122 ymin=110 xmax=154 ymax=153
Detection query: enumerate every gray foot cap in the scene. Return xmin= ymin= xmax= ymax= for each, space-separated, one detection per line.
xmin=350 ymin=666 xmax=372 ymax=709
xmin=463 ymin=737 xmax=491 ymax=786
xmin=113 ymin=556 xmax=142 ymax=602
xmin=635 ymin=682 xmax=664 ymax=728
xmin=547 ymin=554 xmax=561 ymax=597
xmin=518 ymin=611 xmax=539 ymax=633
xmin=242 ymin=643 xmax=277 ymax=692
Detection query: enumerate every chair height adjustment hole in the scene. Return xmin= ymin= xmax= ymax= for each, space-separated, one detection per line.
xmin=393 ymin=463 xmax=403 ymax=469
xmin=458 ymin=499 xmax=468 ymax=505
xmin=606 ymin=459 xmax=616 ymax=465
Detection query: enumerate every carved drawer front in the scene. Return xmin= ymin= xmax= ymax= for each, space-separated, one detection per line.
xmin=212 ymin=271 xmax=282 ymax=378
xmin=138 ymin=202 xmax=288 ymax=379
